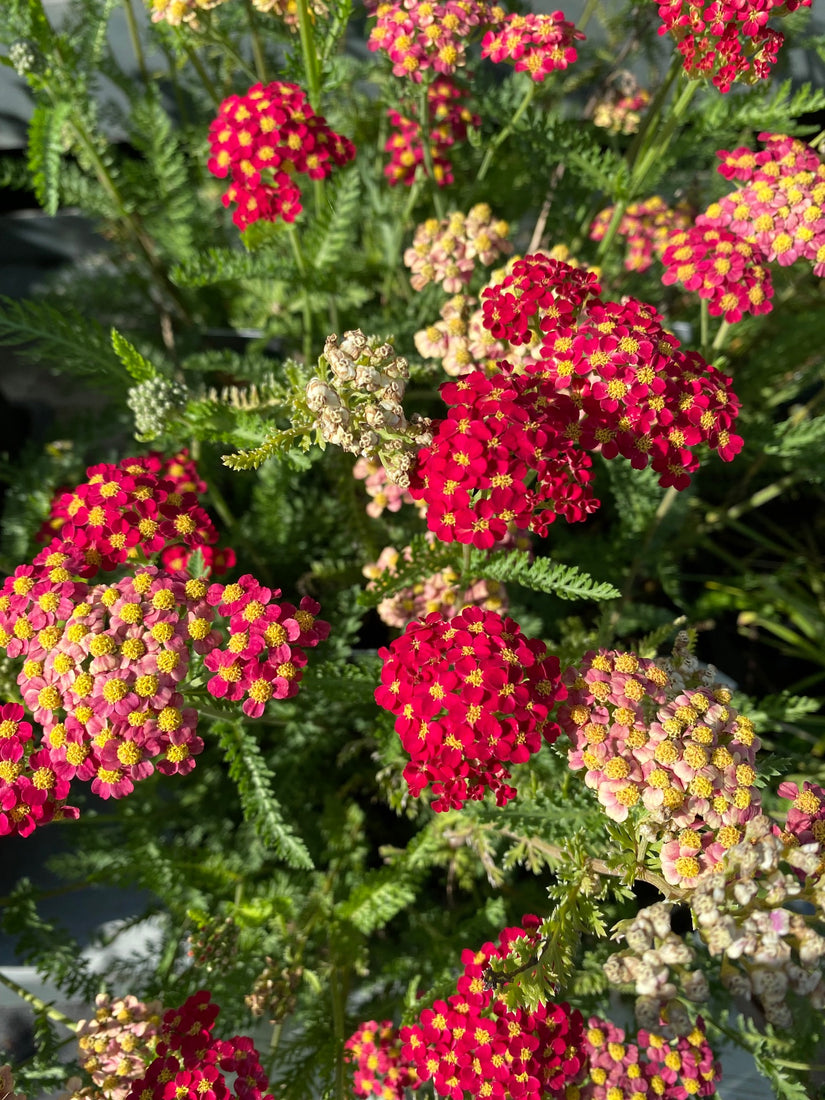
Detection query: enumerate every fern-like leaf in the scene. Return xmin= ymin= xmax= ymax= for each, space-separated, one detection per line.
xmin=0 ymin=295 xmax=123 ymax=385
xmin=111 ymin=328 xmax=158 ymax=382
xmin=27 ymin=101 xmax=69 ymax=216
xmin=336 ymin=864 xmax=421 ymax=934
xmin=221 ymin=427 xmax=310 ymax=470
xmin=215 ymin=720 xmax=314 ymax=870
xmin=303 ymin=169 xmax=361 ymax=273
xmin=470 ymin=549 xmax=620 ymax=602
xmin=171 ymin=247 xmax=287 ymax=288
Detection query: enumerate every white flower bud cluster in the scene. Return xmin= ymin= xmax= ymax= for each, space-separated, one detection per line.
xmin=127 ymin=376 xmax=188 ymax=440
xmin=9 ymin=40 xmax=42 ymax=76
xmin=304 ymin=330 xmax=433 ymax=488
xmin=690 ymin=813 xmax=825 ymax=1029
xmin=605 ymin=901 xmax=708 ymax=1037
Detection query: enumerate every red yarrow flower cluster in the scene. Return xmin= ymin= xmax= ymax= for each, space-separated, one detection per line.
xmin=700 ymin=132 xmax=825 ymax=276
xmin=480 ymin=10 xmax=584 ymax=82
xmin=375 ymin=607 xmax=565 ymax=810
xmin=558 ymin=649 xmax=762 ymax=887
xmin=589 ymin=196 xmax=692 ymax=273
xmin=409 ymin=256 xmax=742 ymax=546
xmin=124 ymin=991 xmax=274 ymax=1100
xmin=578 ymin=1015 xmax=721 ymax=1099
xmin=408 ymin=367 xmax=600 ymax=544
xmin=385 ymin=78 xmax=478 ymax=187
xmin=367 ymin=0 xmax=489 ymax=81
xmin=0 ymin=701 xmax=77 ymax=837
xmin=655 ymin=0 xmax=811 ymax=93
xmin=404 ymin=205 xmax=511 ymax=293
xmin=660 ymin=225 xmax=774 ymax=322
xmin=207 ymin=82 xmax=355 ymax=230
xmin=345 ymin=1021 xmax=418 ymax=1098
xmin=36 ymin=450 xmax=235 ymax=579
xmin=397 ymin=916 xmax=586 ymax=1099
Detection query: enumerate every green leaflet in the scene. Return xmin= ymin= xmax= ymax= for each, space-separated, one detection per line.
xmin=111 ymin=328 xmax=159 ymax=383
xmin=469 ymin=548 xmax=620 ymax=602
xmin=27 ymin=101 xmax=69 ymax=216
xmin=0 ymin=294 xmax=122 ymax=385
xmin=215 ymin=720 xmax=314 ymax=870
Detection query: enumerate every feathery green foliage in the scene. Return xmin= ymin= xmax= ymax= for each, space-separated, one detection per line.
xmin=215 ymin=719 xmax=314 ymax=870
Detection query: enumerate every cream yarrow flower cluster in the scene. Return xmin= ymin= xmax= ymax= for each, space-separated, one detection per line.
xmin=403 ymin=205 xmax=511 ymax=293
xmin=302 ymin=330 xmax=433 ymax=487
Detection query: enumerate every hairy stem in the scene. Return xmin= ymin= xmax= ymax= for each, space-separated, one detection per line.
xmin=0 ymin=970 xmax=78 ymax=1031
xmin=477 ymin=81 xmax=536 ymax=183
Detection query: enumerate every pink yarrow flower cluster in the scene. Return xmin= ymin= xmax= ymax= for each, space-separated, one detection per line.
xmin=578 ymin=1015 xmax=721 ymax=1099
xmin=589 ymin=197 xmax=692 ymax=273
xmin=375 ymin=607 xmax=565 ymax=810
xmin=557 ymin=649 xmax=762 ymax=887
xmin=480 ymin=10 xmax=584 ymax=82
xmin=353 ymin=458 xmax=419 ymax=518
xmin=124 ymin=991 xmax=274 ymax=1100
xmin=367 ymin=0 xmax=489 ymax=81
xmin=66 ymin=994 xmax=163 ymax=1100
xmin=409 ymin=256 xmax=742 ymax=547
xmin=345 ymin=1021 xmax=417 ymax=1099
xmin=592 ymin=87 xmax=651 ymax=134
xmin=396 ymin=915 xmax=586 ymax=1099
xmin=0 ymin=459 xmax=329 ymax=832
xmin=207 ymin=82 xmax=355 ymax=229
xmin=660 ymin=225 xmax=774 ymax=322
xmin=363 ymin=536 xmax=508 ymax=629
xmin=700 ymin=132 xmax=825 ymax=276
xmin=655 ymin=0 xmax=811 ymax=93
xmin=404 ymin=205 xmax=511 ymax=293
xmin=385 ymin=78 xmax=478 ymax=187
xmin=777 ymin=779 xmax=825 ymax=846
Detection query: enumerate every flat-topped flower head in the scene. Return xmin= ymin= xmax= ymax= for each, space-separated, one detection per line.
xmin=207 ymin=82 xmax=355 ymax=229
xmin=376 ymin=607 xmax=565 ymax=810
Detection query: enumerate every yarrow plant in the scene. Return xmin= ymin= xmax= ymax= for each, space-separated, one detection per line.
xmin=2 ymin=0 xmax=825 ymax=1096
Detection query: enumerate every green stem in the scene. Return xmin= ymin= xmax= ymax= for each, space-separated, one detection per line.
xmin=700 ymin=473 xmax=798 ymax=532
xmin=67 ymin=111 xmax=194 ymax=323
xmin=699 ymin=298 xmax=709 ymax=362
xmin=123 ymin=0 xmax=150 ymax=87
xmin=631 ymin=77 xmax=698 ymax=193
xmin=623 ymin=53 xmax=683 ymax=173
xmin=182 ymin=41 xmax=222 ymax=108
xmin=575 ymin=0 xmax=601 ymax=34
xmin=417 ymin=84 xmax=445 ymax=219
xmin=594 ymin=199 xmax=627 ymax=262
xmin=244 ymin=0 xmax=268 ymax=82
xmin=0 ymin=971 xmax=78 ymax=1031
xmin=331 ymin=967 xmax=348 ymax=1100
xmin=711 ymin=319 xmax=730 ymax=352
xmin=477 ymin=80 xmax=536 ymax=183
xmin=295 ymin=0 xmax=322 ymax=109
xmin=288 ymin=226 xmax=314 ymax=364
